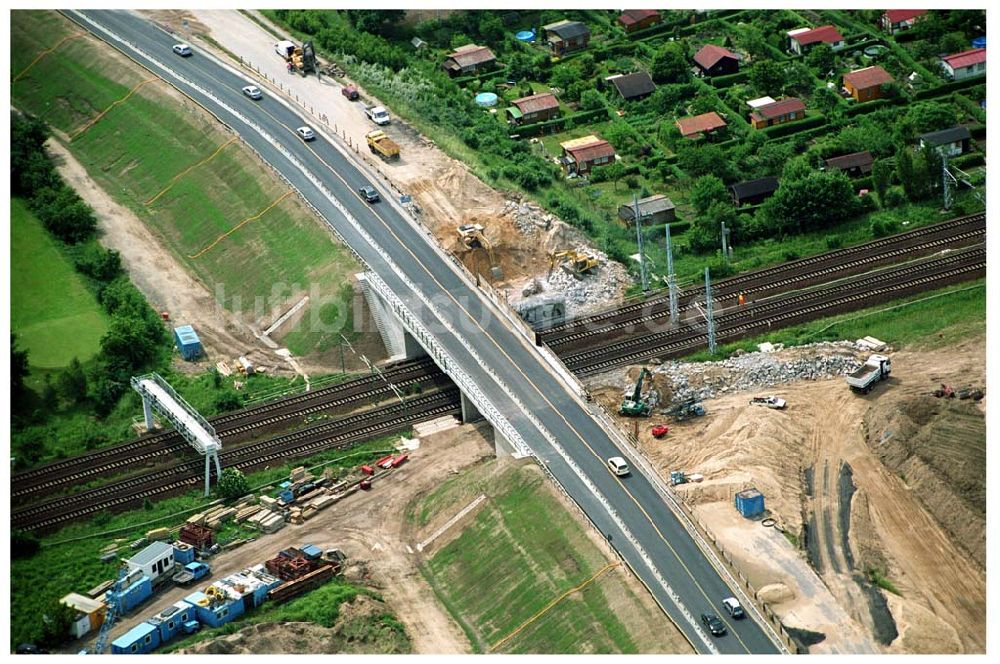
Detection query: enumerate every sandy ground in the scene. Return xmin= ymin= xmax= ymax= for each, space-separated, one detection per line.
xmin=78 ymin=421 xmax=493 ymax=655
xmin=163 ymin=10 xmax=627 ymax=314
xmin=593 ymin=337 xmax=986 ymax=653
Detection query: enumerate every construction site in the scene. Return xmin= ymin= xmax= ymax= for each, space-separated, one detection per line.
xmin=8 ymin=7 xmax=989 ymax=657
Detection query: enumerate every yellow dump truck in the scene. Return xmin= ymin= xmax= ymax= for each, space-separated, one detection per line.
xmin=365 ymin=130 xmax=400 ymax=161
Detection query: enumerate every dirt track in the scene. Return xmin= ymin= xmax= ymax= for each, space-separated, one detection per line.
xmin=602 ymin=337 xmax=986 ymax=653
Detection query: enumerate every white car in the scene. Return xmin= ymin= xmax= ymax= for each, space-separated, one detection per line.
xmin=296 ymin=126 xmax=316 ymax=141
xmin=749 ymin=396 xmax=786 ymax=410
xmin=607 ymin=456 xmax=630 ymax=477
xmin=242 ymin=85 xmax=263 ymax=100
xmin=172 ymin=44 xmax=192 ymax=57
xmin=722 ymin=596 xmax=745 ymax=619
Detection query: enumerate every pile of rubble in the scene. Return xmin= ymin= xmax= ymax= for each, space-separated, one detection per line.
xmin=501 ymin=197 xmax=554 ymax=236
xmin=651 ymin=341 xmax=866 ymax=408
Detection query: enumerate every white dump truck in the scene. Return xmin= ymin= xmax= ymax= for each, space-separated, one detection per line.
xmin=846 ymin=354 xmax=892 ymax=393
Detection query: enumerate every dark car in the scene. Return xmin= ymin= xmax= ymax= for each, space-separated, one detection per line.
xmin=358 ymin=185 xmax=380 ymax=203
xmin=16 ymin=644 xmax=48 ymax=655
xmin=701 ymin=613 xmax=727 ymax=637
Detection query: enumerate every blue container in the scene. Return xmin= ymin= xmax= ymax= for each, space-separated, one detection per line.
xmin=173 ymin=541 xmax=196 ymax=565
xmin=173 ymin=325 xmax=203 ymax=361
xmin=116 ymin=575 xmax=153 ymax=614
xmin=300 ymin=544 xmax=322 ymax=561
xmin=972 ymin=36 xmax=986 ymax=49
xmin=735 ymin=489 xmax=765 ymax=518
xmin=111 ymin=621 xmax=161 ymax=655
xmin=186 ymin=591 xmax=244 ymax=628
xmin=147 ymin=600 xmax=196 ymax=644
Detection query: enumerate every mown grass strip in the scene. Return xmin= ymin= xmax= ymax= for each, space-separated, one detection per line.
xmin=188 ymin=190 xmax=294 ymax=258
xmin=12 ymin=31 xmax=87 ymax=82
xmin=70 ymin=77 xmax=160 ymax=139
xmin=145 ymin=137 xmax=239 ymax=205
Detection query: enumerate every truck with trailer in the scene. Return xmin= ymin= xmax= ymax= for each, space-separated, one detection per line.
xmin=365 ymin=104 xmax=391 ymax=125
xmin=846 ymin=354 xmax=892 ymax=393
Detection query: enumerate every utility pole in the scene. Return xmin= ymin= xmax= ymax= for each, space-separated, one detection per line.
xmin=704 ymin=267 xmax=717 ymax=355
xmin=665 ymin=223 xmax=679 ymax=326
xmin=633 ymin=194 xmax=649 ymax=293
xmin=940 ymin=148 xmax=953 ymax=211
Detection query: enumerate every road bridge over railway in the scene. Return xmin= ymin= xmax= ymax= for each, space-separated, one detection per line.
xmin=70 ymin=9 xmax=788 ymax=653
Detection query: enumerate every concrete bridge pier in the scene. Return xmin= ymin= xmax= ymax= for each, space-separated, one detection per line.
xmin=357 ymin=273 xmax=428 ymax=362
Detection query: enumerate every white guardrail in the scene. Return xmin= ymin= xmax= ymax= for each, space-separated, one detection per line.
xmin=73 ymin=12 xmax=783 ymax=653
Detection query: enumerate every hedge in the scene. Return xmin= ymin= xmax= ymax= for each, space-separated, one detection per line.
xmin=509 ymin=107 xmax=611 ymax=138
xmin=967 ymin=124 xmax=986 ymax=140
xmin=844 ymin=96 xmax=908 ymax=117
xmin=758 ymin=114 xmax=826 ymax=139
xmin=951 ymin=153 xmax=985 ymax=169
xmin=915 ymin=76 xmax=987 ymax=99
xmin=708 ymin=70 xmax=749 ymax=88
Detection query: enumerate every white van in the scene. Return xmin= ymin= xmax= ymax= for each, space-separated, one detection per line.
xmin=607 ymin=456 xmax=630 ymax=477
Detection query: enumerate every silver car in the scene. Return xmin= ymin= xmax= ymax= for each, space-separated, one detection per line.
xmin=172 ymin=43 xmax=192 ymax=57
xmin=242 ymin=85 xmax=263 ymax=100
xmin=296 ymin=126 xmax=316 ymax=141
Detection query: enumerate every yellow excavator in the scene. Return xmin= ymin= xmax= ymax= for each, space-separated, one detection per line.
xmin=549 ymin=249 xmax=600 ymax=279
xmin=457 ymin=224 xmax=503 ymax=280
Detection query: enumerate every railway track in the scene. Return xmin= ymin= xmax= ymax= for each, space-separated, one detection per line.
xmin=565 ymin=244 xmax=985 ymax=374
xmin=13 ymin=389 xmax=462 ymax=533
xmin=11 ymin=357 xmax=448 ymax=505
xmin=542 ymin=213 xmax=985 ymax=348
xmin=11 ymin=217 xmax=985 ymax=531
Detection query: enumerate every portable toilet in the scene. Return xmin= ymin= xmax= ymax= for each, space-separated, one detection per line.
xmin=111 ymin=621 xmax=161 ymax=655
xmin=735 ymin=488 xmax=765 ymax=518
xmin=173 ymin=325 xmax=203 ymax=361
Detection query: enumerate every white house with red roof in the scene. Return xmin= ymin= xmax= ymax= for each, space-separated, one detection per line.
xmin=941 ymin=48 xmax=986 ymax=81
xmin=786 ymin=25 xmax=845 ymax=54
xmin=880 ymin=9 xmax=927 ymax=34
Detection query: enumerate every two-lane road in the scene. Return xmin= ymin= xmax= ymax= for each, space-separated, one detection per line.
xmin=67 ymin=10 xmax=783 ymax=654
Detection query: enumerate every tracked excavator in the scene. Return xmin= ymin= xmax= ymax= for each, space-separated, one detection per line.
xmin=548 ymin=249 xmax=600 ymax=279
xmin=620 ymin=368 xmax=653 ymax=417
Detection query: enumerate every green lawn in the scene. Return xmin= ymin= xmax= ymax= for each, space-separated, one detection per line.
xmin=419 ymin=462 xmax=687 ymax=654
xmin=11 ymin=10 xmax=363 ymax=355
xmin=10 ymin=436 xmax=401 ymax=650
xmin=10 ymin=198 xmax=109 ymax=370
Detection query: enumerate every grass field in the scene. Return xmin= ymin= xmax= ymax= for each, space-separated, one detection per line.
xmin=9 ymin=436 xmax=402 ymax=650
xmin=416 ymin=462 xmax=689 ymax=654
xmin=10 ymin=198 xmax=109 ymax=372
xmin=11 ymin=10 xmax=362 ymax=354
xmin=683 ymin=279 xmax=986 ymax=362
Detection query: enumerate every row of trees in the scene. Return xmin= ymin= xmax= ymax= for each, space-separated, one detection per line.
xmin=11 ymin=113 xmax=168 ymax=429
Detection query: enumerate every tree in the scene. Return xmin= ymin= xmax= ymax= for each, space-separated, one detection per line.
xmin=73 ymin=244 xmax=122 ymax=283
xmin=805 ymin=43 xmax=836 ymax=76
xmin=896 ymin=147 xmax=934 ymax=202
xmin=782 ymin=62 xmax=817 ymax=97
xmin=872 ymin=158 xmax=894 ymax=201
xmin=214 ymin=390 xmax=243 ymax=413
xmin=478 ymin=13 xmax=505 ymax=44
xmin=346 ymin=10 xmax=405 ymax=35
xmin=651 ymin=42 xmax=689 ymax=84
xmin=689 ymin=202 xmax=740 ymax=254
xmin=749 ymin=60 xmax=784 ymax=96
xmin=811 ymin=85 xmax=841 ymax=115
xmin=12 ymin=334 xmax=30 ymax=410
xmin=579 ymin=88 xmax=607 ymax=112
xmin=755 ymin=171 xmax=860 ymax=236
xmin=58 ymin=357 xmax=88 ymax=406
xmin=39 ymin=600 xmax=77 ymax=648
xmin=781 ymin=156 xmax=814 ymax=182
xmin=689 ymin=175 xmax=730 ymax=216
xmin=12 ymin=529 xmax=40 ymax=559
xmin=939 ymin=31 xmax=968 ymax=55
xmin=217 ymin=468 xmax=251 ymax=501
xmin=676 ymin=143 xmax=733 ymax=181
xmin=99 ymin=316 xmax=160 ymax=371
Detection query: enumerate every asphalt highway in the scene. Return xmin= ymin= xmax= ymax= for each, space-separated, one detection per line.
xmin=69 ymin=10 xmax=783 ymax=654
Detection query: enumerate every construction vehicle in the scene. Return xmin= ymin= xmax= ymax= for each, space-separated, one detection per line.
xmin=83 ymin=564 xmax=130 ymax=654
xmin=457 ymin=224 xmax=503 ymax=280
xmin=548 ymin=249 xmax=600 ymax=279
xmin=275 ymin=39 xmax=317 ymax=76
xmin=365 ymin=104 xmax=391 ymax=125
xmin=651 ymin=424 xmax=670 ymax=438
xmin=620 ymin=368 xmax=653 ymax=417
xmin=669 ymin=471 xmax=687 ymax=486
xmin=846 ymin=354 xmax=892 ymax=394
xmin=749 ymin=396 xmax=786 ymax=409
xmin=669 ymin=399 xmax=706 ymax=421
xmin=365 ymin=130 xmax=400 ymax=161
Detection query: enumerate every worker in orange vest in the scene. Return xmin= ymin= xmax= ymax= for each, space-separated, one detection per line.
xmin=738 ymin=292 xmax=746 ymax=306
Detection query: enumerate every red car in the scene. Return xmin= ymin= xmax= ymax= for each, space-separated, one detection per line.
xmin=651 ymin=424 xmax=670 ymax=438
xmin=341 ymin=84 xmax=359 ymax=100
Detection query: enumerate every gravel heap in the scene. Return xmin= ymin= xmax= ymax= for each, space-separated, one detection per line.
xmin=652 ymin=340 xmax=866 ymax=408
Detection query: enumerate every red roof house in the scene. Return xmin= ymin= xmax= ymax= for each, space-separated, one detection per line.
xmin=676 ymin=112 xmax=728 ymax=138
xmin=881 ymin=10 xmax=927 ymax=34
xmin=787 ymin=25 xmax=845 ymax=54
xmin=618 ymin=9 xmax=661 ymax=33
xmin=750 ymin=97 xmax=806 ymax=129
xmin=559 ymin=135 xmax=616 ymax=175
xmin=941 ymin=48 xmax=986 ymax=80
xmin=842 ymin=66 xmax=894 ymax=102
xmin=693 ymin=44 xmax=741 ymax=76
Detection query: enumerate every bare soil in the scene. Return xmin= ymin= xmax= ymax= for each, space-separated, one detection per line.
xmin=181 ymin=10 xmax=627 ymax=314
xmin=591 ymin=336 xmax=986 ymax=653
